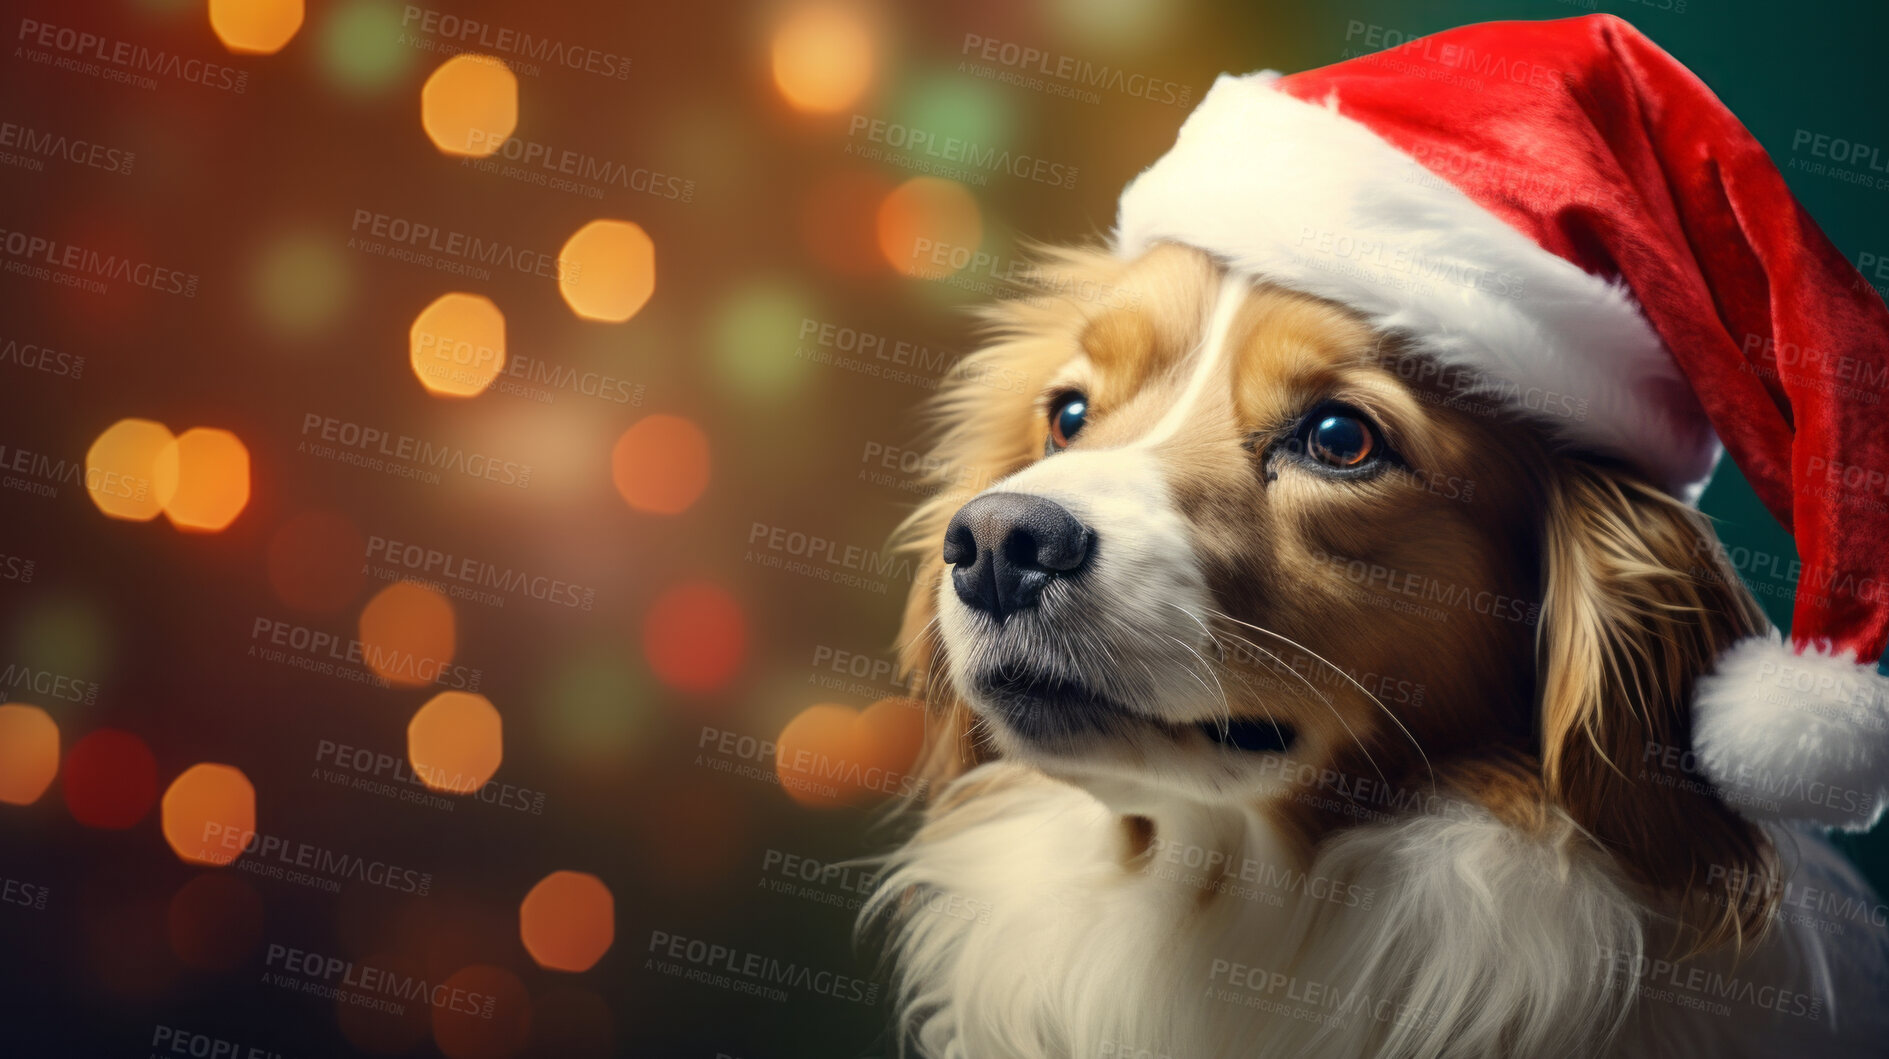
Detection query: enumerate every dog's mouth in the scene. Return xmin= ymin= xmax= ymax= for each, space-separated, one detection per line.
xmin=974 ymin=666 xmax=1129 ymax=744
xmin=1195 ymin=717 xmax=1298 ymax=755
xmin=973 ymin=665 xmax=1298 ymax=755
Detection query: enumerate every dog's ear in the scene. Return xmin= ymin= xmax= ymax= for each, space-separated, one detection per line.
xmin=1537 ymin=460 xmax=1779 ymax=952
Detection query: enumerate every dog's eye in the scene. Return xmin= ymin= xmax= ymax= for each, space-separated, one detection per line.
xmin=1048 ymin=392 xmax=1088 ymax=451
xmin=1302 ymin=410 xmax=1377 ymax=469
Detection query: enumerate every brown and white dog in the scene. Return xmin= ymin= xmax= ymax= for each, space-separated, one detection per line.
xmin=862 ymin=244 xmax=1889 ymax=1058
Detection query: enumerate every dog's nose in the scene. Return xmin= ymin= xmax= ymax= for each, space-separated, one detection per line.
xmin=942 ymin=493 xmax=1092 ymax=619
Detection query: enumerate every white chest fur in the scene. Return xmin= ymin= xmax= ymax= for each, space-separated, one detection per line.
xmin=864 ymin=763 xmax=1888 ymax=1059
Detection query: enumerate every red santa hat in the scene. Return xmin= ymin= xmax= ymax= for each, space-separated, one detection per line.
xmin=1114 ymin=14 xmax=1889 ymax=830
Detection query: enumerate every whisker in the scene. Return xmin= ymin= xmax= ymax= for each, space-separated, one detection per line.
xmin=1208 ymin=608 xmax=1433 ymax=793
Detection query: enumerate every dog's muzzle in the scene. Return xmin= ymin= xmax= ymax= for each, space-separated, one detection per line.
xmin=942 ymin=492 xmax=1093 ymax=620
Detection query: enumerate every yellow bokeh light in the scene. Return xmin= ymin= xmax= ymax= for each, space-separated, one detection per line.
xmin=558 ymin=220 xmax=656 ymax=323
xmin=209 ymin=0 xmax=304 ymax=55
xmin=85 ymin=418 xmax=175 ymax=522
xmin=161 ymin=763 xmax=256 ymax=867
xmin=876 ymin=177 xmax=984 ymax=278
xmin=0 ymin=704 xmax=59 ymax=806
xmin=359 ymin=581 xmax=457 ymax=688
xmin=407 ymin=691 xmax=503 ymax=794
xmin=421 ymin=54 xmax=518 ymax=157
xmin=410 ymin=292 xmax=505 ymax=397
xmin=771 ymin=3 xmax=875 ymax=113
xmin=155 ymin=428 xmax=251 ymax=532
xmin=520 ymin=871 xmax=614 ymax=972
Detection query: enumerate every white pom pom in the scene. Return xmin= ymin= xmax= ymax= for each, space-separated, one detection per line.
xmin=1693 ymin=633 xmax=1889 ymax=831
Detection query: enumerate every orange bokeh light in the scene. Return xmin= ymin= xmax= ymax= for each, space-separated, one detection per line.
xmin=610 ymin=414 xmax=709 ymax=515
xmin=408 ymin=691 xmax=503 ymax=794
xmin=876 ymin=177 xmax=983 ymax=278
xmin=161 ymin=763 xmax=256 ymax=867
xmin=411 ymin=292 xmax=506 ymax=397
xmin=421 ymin=54 xmax=518 ymax=157
xmin=520 ymin=871 xmax=614 ymax=972
xmin=558 ymin=220 xmax=656 ymax=323
xmin=359 ymin=581 xmax=458 ymax=688
xmin=155 ymin=427 xmax=251 ymax=532
xmin=641 ymin=582 xmax=746 ymax=695
xmin=85 ymin=418 xmax=175 ymax=521
xmin=209 ymin=0 xmax=303 ymax=55
xmin=0 ymin=704 xmax=59 ymax=806
xmin=775 ymin=697 xmax=925 ymax=807
xmin=771 ymin=3 xmax=875 ymax=113
xmin=267 ymin=509 xmax=367 ymax=613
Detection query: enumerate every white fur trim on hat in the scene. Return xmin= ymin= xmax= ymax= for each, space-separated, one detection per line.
xmin=1113 ymin=72 xmax=1718 ymax=500
xmin=1692 ymin=633 xmax=1889 ymax=830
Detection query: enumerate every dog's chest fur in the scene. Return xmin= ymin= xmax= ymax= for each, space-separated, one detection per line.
xmin=867 ymin=763 xmax=1888 ymax=1059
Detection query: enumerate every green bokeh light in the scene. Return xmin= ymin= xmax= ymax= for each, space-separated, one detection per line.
xmin=253 ymin=232 xmax=351 ymax=336
xmin=542 ymin=647 xmax=654 ymax=762
xmin=9 ymin=593 xmax=110 ymax=682
xmin=710 ymin=280 xmax=819 ymax=403
xmin=320 ymin=0 xmax=416 ymax=96
xmin=893 ymin=74 xmax=1013 ymax=153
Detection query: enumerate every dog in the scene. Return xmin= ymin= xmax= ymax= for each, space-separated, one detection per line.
xmin=861 ymin=243 xmax=1889 ymax=1058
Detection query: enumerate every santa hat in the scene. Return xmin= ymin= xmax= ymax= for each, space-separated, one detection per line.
xmin=1114 ymin=15 xmax=1889 ymax=830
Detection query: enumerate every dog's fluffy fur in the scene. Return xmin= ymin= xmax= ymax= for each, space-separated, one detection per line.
xmin=862 ymin=245 xmax=1889 ymax=1058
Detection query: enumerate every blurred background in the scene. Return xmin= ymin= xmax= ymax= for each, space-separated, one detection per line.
xmin=0 ymin=0 xmax=1884 ymax=1055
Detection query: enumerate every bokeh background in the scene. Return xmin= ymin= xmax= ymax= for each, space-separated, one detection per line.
xmin=1 ymin=0 xmax=1885 ymax=1055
